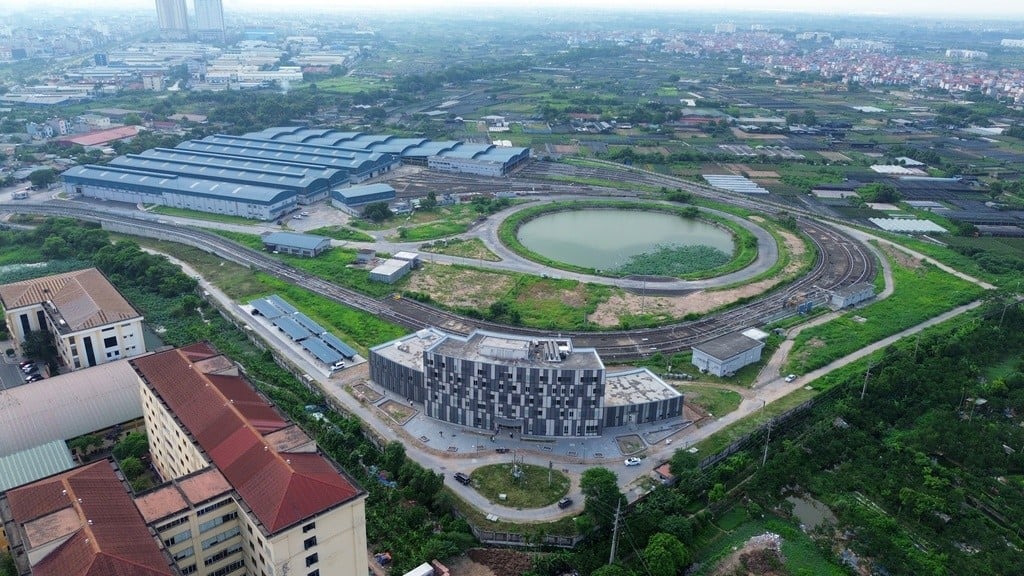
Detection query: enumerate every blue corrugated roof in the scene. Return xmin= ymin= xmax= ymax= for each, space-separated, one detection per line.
xmin=262 ymin=231 xmax=330 ymax=251
xmin=61 ymin=165 xmax=295 ymax=205
xmin=321 ymin=332 xmax=357 ymax=359
xmin=334 ymin=183 xmax=395 ymax=199
xmin=141 ymin=148 xmax=344 ymax=183
xmin=109 ymin=155 xmax=328 ymax=194
xmin=302 ymin=337 xmax=344 ymax=365
xmin=292 ymin=312 xmax=326 ymax=335
xmin=250 ymin=297 xmax=285 ymax=319
xmin=0 ymin=440 xmax=76 ymax=492
xmin=442 ymin=143 xmax=495 ymax=159
xmin=403 ymin=141 xmax=460 ymax=158
xmin=267 ymin=294 xmax=298 ymax=315
xmin=274 ymin=316 xmax=311 ymax=341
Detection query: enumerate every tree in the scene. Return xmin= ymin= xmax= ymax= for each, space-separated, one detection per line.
xmin=591 ymin=565 xmax=634 ymax=576
xmin=708 ymin=482 xmax=726 ymax=503
xmin=802 ymin=109 xmax=818 ymax=126
xmin=647 ymin=532 xmax=689 ymax=570
xmin=642 ymin=543 xmax=676 ymax=576
xmin=112 ymin=432 xmax=149 ymax=460
xmin=362 ymin=202 xmax=393 ymax=223
xmin=123 ymin=113 xmax=142 ymax=126
xmin=27 ymin=168 xmax=56 ymax=189
xmin=119 ymin=456 xmax=144 ymax=479
xmin=856 ymin=183 xmax=900 ymax=203
xmin=420 ymin=191 xmax=438 ymax=211
xmin=23 ymin=330 xmax=57 ymax=369
xmin=382 ymin=441 xmax=406 ymax=477
xmin=580 ymin=467 xmax=624 ymax=528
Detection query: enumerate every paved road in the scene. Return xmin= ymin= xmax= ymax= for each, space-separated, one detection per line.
xmin=146 ymin=234 xmax=993 ymax=522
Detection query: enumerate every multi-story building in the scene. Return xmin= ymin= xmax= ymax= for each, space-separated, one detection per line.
xmin=133 ymin=343 xmax=368 ymax=576
xmin=0 ymin=268 xmax=146 ymax=370
xmin=371 ymin=328 xmax=683 ymax=437
xmin=194 ymin=0 xmax=226 ymax=43
xmin=155 ymin=0 xmax=189 ymax=39
xmin=2 ymin=461 xmax=177 ymax=576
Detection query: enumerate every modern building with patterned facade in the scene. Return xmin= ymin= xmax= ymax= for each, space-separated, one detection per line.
xmin=0 ymin=268 xmax=146 ymax=370
xmin=370 ymin=328 xmax=682 ymax=437
xmin=133 ymin=343 xmax=368 ymax=576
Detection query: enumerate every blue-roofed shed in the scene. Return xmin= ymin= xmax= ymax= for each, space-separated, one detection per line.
xmin=274 ymin=316 xmax=312 ymax=341
xmin=303 ymin=337 xmax=344 ymax=366
xmin=293 ymin=312 xmax=326 ymax=336
xmin=267 ymin=295 xmax=298 ymax=315
xmin=331 ymin=183 xmax=396 ymax=208
xmin=249 ymin=297 xmax=286 ymax=319
xmin=261 ymin=231 xmax=331 ymax=257
xmin=322 ymin=333 xmax=357 ymax=359
xmin=0 ymin=440 xmax=77 ymax=492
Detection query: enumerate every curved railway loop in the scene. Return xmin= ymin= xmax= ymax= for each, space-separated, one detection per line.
xmin=4 ymin=162 xmax=874 ymax=361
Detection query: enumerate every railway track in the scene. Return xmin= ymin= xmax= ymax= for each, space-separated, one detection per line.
xmin=4 ymin=164 xmax=873 ymax=361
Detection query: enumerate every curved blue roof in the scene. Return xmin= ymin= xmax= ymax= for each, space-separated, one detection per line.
xmin=62 ymin=165 xmax=294 ymax=205
xmin=109 ymin=155 xmax=330 ymax=195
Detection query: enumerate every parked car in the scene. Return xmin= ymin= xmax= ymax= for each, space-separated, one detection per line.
xmin=453 ymin=472 xmax=471 ymax=485
xmin=784 ymin=374 xmax=797 ymax=383
xmin=558 ymin=497 xmax=573 ymax=509
xmin=18 ymin=360 xmax=33 ymax=369
xmin=624 ymin=457 xmax=642 ymax=467
xmin=26 ymin=374 xmax=44 ymax=383
xmin=21 ymin=363 xmax=36 ymax=373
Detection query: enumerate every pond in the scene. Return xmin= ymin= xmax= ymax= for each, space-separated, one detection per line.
xmin=515 ymin=209 xmax=734 ymax=271
xmin=785 ymin=494 xmax=837 ymax=531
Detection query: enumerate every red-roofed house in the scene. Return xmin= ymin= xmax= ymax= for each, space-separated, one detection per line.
xmin=58 ymin=125 xmax=141 ymax=148
xmin=132 ymin=344 xmax=367 ymax=576
xmin=1 ymin=460 xmax=176 ymax=576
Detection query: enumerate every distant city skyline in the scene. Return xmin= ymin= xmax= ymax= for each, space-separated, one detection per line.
xmin=5 ymin=0 xmax=1024 ymax=18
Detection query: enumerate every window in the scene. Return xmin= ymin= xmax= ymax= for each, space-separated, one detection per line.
xmin=305 ymin=553 xmax=319 ymax=567
xmin=163 ymin=529 xmax=192 ymax=547
xmin=103 ymin=336 xmax=118 ymax=348
xmin=180 ymin=564 xmax=197 ymax=575
xmin=173 ymin=547 xmax=195 ymax=562
xmin=303 ymin=536 xmax=317 ymax=550
xmin=201 ymin=527 xmax=240 ymax=550
xmin=209 ymin=559 xmax=245 ymax=576
xmin=197 ymin=499 xmax=232 ymax=516
xmin=308 ymin=571 xmax=320 ymax=576
xmin=199 ymin=511 xmax=238 ymax=534
xmin=204 ymin=543 xmax=243 ymax=566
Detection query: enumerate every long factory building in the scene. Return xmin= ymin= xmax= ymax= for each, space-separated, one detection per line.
xmin=61 ymin=127 xmax=530 ymax=221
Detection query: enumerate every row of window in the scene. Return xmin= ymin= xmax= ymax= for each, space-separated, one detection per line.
xmin=202 ymin=526 xmax=240 ymax=551
xmin=205 ymin=543 xmax=243 ymax=567
xmin=199 ymin=511 xmax=238 ymax=534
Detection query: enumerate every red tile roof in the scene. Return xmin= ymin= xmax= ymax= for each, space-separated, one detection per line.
xmin=132 ymin=346 xmax=362 ymax=534
xmin=61 ymin=125 xmax=141 ymax=147
xmin=6 ymin=461 xmax=173 ymax=576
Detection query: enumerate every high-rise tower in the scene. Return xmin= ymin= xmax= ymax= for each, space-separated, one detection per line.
xmin=195 ymin=0 xmax=226 ymax=43
xmin=154 ymin=0 xmax=189 ymax=39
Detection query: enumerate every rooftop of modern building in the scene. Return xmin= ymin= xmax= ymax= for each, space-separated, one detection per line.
xmin=371 ymin=327 xmax=447 ymax=370
xmin=833 ymin=281 xmax=875 ymax=297
xmin=603 ymin=368 xmax=681 ymax=407
xmin=0 ymin=267 xmax=141 ymax=333
xmin=428 ymin=329 xmax=604 ymax=371
xmin=62 ymin=164 xmax=295 ymax=205
xmin=131 ymin=343 xmax=364 ymax=535
xmin=692 ymin=331 xmax=765 ymax=360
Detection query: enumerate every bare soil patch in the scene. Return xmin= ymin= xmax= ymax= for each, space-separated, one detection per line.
xmin=711 ymin=533 xmax=786 ymax=576
xmin=404 ymin=263 xmax=514 ymax=309
xmin=379 ymin=399 xmax=416 ymax=425
xmin=590 ymin=227 xmax=805 ymax=327
xmin=352 ymin=383 xmax=383 ymax=403
xmin=447 ymin=555 xmax=497 ymax=576
xmin=466 ymin=549 xmax=534 ymax=576
xmin=879 ymin=242 xmax=923 ymax=269
xmin=746 ymin=170 xmax=781 ymax=178
xmin=616 ymin=434 xmax=645 ymax=455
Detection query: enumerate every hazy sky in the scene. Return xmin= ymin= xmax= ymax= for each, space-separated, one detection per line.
xmin=7 ymin=0 xmax=1024 ymax=18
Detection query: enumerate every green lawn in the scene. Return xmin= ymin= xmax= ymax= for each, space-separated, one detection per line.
xmin=420 ymin=238 xmax=501 ymax=262
xmin=469 ymin=463 xmax=571 ymax=508
xmin=785 ymin=254 xmax=985 ymax=374
xmin=150 ymin=206 xmax=263 ymax=226
xmin=675 ymin=385 xmax=743 ymax=417
xmin=393 ymin=221 xmax=468 ymax=241
xmin=307 ymin=225 xmax=375 ymax=242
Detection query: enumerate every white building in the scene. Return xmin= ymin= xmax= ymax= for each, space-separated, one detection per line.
xmin=691 ymin=332 xmax=765 ymax=377
xmin=831 ymin=282 xmax=875 ymax=309
xmin=0 ymin=268 xmax=146 ymax=370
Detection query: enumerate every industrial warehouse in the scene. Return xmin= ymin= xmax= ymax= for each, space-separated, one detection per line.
xmin=60 ymin=126 xmax=531 ymax=221
xmin=369 ymin=328 xmax=683 ymax=437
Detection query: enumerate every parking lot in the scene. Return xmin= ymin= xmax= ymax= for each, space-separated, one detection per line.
xmin=0 ymin=350 xmax=34 ymax=391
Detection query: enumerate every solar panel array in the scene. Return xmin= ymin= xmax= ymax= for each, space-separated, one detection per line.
xmin=248 ymin=295 xmax=358 ymax=365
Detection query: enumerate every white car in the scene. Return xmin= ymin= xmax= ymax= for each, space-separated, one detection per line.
xmin=784 ymin=374 xmax=797 ymax=383
xmin=624 ymin=457 xmax=642 ymax=467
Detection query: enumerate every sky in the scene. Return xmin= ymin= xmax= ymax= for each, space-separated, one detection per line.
xmin=7 ymin=0 xmax=1024 ymax=18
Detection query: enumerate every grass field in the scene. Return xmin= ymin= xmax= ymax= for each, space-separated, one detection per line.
xmin=420 ymin=238 xmax=501 ymax=261
xmin=149 ymin=206 xmax=262 ymax=226
xmin=393 ymin=221 xmax=468 ymax=241
xmin=306 ymin=225 xmax=375 ymax=242
xmin=785 ymin=254 xmax=985 ymax=374
xmin=675 ymin=385 xmax=743 ymax=417
xmin=693 ymin=513 xmax=846 ymax=576
xmin=470 ymin=463 xmax=571 ymax=508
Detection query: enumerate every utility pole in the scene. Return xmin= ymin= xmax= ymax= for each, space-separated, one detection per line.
xmin=861 ymin=358 xmax=876 ymax=400
xmin=609 ymin=499 xmax=622 ymax=564
xmin=762 ymin=418 xmax=772 ymax=466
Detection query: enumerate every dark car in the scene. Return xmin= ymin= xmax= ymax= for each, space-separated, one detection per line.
xmin=558 ymin=497 xmax=573 ymax=509
xmin=18 ymin=360 xmax=33 ymax=369
xmin=453 ymin=472 xmax=471 ymax=486
xmin=26 ymin=374 xmax=44 ymax=383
